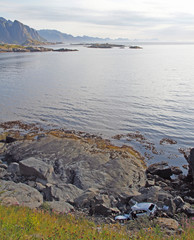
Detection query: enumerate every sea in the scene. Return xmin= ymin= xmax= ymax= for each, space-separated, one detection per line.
xmin=1 ymin=43 xmax=194 ymax=169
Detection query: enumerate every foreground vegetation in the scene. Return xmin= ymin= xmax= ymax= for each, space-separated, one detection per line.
xmin=0 ymin=204 xmax=194 ymax=240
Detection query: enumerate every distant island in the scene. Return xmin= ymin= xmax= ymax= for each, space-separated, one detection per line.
xmin=87 ymin=43 xmax=125 ymax=48
xmin=129 ymin=45 xmax=143 ymax=49
xmin=0 ymin=44 xmax=78 ymax=53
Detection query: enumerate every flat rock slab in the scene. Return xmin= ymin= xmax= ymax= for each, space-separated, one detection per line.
xmin=0 ymin=180 xmax=43 ymax=208
xmin=6 ymin=135 xmax=146 ymax=197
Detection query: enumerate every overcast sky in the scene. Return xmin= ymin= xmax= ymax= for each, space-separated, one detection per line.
xmin=1 ymin=0 xmax=194 ymax=41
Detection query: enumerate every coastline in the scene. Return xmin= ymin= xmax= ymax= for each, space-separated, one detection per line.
xmin=0 ymin=44 xmax=78 ymax=53
xmin=0 ymin=120 xmax=194 ymax=236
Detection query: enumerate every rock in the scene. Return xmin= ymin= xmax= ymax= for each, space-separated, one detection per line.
xmin=19 ymin=157 xmax=55 ymax=182
xmin=7 ymin=162 xmax=20 ymax=174
xmin=179 ymin=202 xmax=191 ymax=214
xmin=163 ymin=198 xmax=176 ymax=217
xmin=179 ymin=183 xmax=189 ymax=191
xmin=184 ymin=196 xmax=194 ymax=204
xmin=6 ymin=135 xmax=146 ymax=197
xmin=173 ymin=196 xmax=185 ymax=208
xmin=75 ymin=190 xmax=120 ymax=216
xmin=184 ymin=207 xmax=194 ymax=216
xmin=145 ymin=179 xmax=155 ymax=187
xmin=117 ymin=190 xmax=141 ymax=205
xmin=156 ymin=181 xmax=168 ymax=188
xmin=0 ymin=163 xmax=8 ymax=169
xmin=146 ymin=162 xmax=172 ymax=179
xmin=36 ymin=178 xmax=48 ymax=186
xmin=156 ymin=217 xmax=179 ymax=233
xmin=27 ymin=180 xmax=36 ymax=188
xmin=93 ymin=203 xmax=119 ymax=217
xmin=171 ymin=166 xmax=183 ymax=175
xmin=0 ymin=180 xmax=43 ymax=208
xmin=0 ymin=142 xmax=5 ymax=153
xmin=92 ymin=194 xmax=119 ymax=216
xmin=0 ymin=168 xmax=7 ymax=178
xmin=0 ymin=197 xmax=19 ymax=206
xmin=94 ymin=194 xmax=111 ymax=206
xmin=47 ymin=201 xmax=74 ymax=213
xmin=187 ymin=148 xmax=194 ymax=183
xmin=74 ymin=188 xmax=100 ymax=208
xmin=2 ymin=133 xmax=147 ymax=216
xmin=132 ymin=186 xmax=173 ymax=203
xmin=42 ymin=183 xmax=83 ymax=202
xmin=5 ymin=136 xmax=17 ymax=143
xmin=36 ymin=182 xmax=46 ymax=192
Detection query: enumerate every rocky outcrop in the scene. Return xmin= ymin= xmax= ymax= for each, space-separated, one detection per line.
xmin=0 ymin=132 xmax=146 ymax=216
xmin=0 ymin=44 xmax=78 ymax=53
xmin=87 ymin=43 xmax=124 ymax=49
xmin=4 ymin=134 xmax=146 ymax=195
xmin=1 ymin=125 xmax=193 ymax=223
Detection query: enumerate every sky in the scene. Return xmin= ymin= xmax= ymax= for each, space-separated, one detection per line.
xmin=1 ymin=0 xmax=194 ymax=41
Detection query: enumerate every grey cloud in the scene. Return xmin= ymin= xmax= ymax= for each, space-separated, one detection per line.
xmin=145 ymin=25 xmax=194 ymax=41
xmin=12 ymin=5 xmax=194 ymax=28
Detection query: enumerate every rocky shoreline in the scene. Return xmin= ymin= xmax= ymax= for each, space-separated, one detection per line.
xmin=0 ymin=44 xmax=78 ymax=53
xmin=0 ymin=121 xmax=194 ymax=235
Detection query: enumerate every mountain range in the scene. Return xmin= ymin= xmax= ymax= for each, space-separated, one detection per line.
xmin=37 ymin=29 xmax=122 ymax=43
xmin=0 ymin=17 xmax=45 ymax=44
xmin=0 ymin=17 xmax=131 ymax=45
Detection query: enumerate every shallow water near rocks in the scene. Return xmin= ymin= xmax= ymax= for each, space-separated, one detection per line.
xmin=0 ymin=43 xmax=194 ymax=168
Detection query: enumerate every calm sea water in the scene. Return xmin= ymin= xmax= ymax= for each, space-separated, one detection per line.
xmin=1 ymin=44 xmax=194 ymax=168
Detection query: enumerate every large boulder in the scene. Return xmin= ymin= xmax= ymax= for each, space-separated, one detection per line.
xmin=19 ymin=157 xmax=56 ymax=182
xmin=187 ymin=148 xmax=194 ymax=183
xmin=7 ymin=162 xmax=20 ymax=175
xmin=156 ymin=218 xmax=179 ymax=235
xmin=74 ymin=188 xmax=100 ymax=208
xmin=93 ymin=203 xmax=119 ymax=217
xmin=146 ymin=162 xmax=173 ymax=179
xmin=42 ymin=183 xmax=83 ymax=202
xmin=0 ymin=180 xmax=43 ymax=208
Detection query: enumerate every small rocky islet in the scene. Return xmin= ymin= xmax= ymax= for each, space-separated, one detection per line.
xmin=0 ymin=121 xmax=194 ymax=235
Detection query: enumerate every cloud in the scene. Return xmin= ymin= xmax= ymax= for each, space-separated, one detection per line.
xmin=8 ymin=4 xmax=194 ymax=29
xmin=1 ymin=2 xmax=194 ymax=40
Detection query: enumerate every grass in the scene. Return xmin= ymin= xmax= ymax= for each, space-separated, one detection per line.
xmin=0 ymin=204 xmax=194 ymax=240
xmin=0 ymin=43 xmax=25 ymax=49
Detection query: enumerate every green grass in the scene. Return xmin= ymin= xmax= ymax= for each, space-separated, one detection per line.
xmin=0 ymin=43 xmax=25 ymax=49
xmin=0 ymin=204 xmax=193 ymax=239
